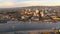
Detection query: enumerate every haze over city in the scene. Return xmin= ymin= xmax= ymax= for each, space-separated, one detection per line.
xmin=0 ymin=0 xmax=60 ymax=8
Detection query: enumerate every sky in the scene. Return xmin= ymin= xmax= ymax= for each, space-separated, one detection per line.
xmin=0 ymin=0 xmax=60 ymax=8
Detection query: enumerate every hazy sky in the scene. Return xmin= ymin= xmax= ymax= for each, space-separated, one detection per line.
xmin=0 ymin=0 xmax=60 ymax=8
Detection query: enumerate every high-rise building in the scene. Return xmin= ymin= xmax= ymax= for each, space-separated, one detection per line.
xmin=35 ymin=8 xmax=39 ymax=16
xmin=40 ymin=11 xmax=44 ymax=17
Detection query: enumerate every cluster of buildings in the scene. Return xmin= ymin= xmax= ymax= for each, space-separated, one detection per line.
xmin=20 ymin=8 xmax=60 ymax=22
xmin=0 ymin=8 xmax=60 ymax=23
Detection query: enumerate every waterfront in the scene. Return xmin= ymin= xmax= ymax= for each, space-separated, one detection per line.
xmin=0 ymin=6 xmax=60 ymax=34
xmin=0 ymin=21 xmax=60 ymax=32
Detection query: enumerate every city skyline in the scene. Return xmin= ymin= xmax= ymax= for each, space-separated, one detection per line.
xmin=0 ymin=0 xmax=60 ymax=8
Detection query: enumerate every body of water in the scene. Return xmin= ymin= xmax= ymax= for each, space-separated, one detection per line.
xmin=0 ymin=21 xmax=60 ymax=32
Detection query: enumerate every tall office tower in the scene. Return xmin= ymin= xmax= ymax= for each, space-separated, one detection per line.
xmin=38 ymin=9 xmax=45 ymax=21
xmin=39 ymin=10 xmax=42 ymax=21
xmin=35 ymin=8 xmax=39 ymax=16
xmin=53 ymin=9 xmax=57 ymax=16
xmin=40 ymin=11 xmax=44 ymax=17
